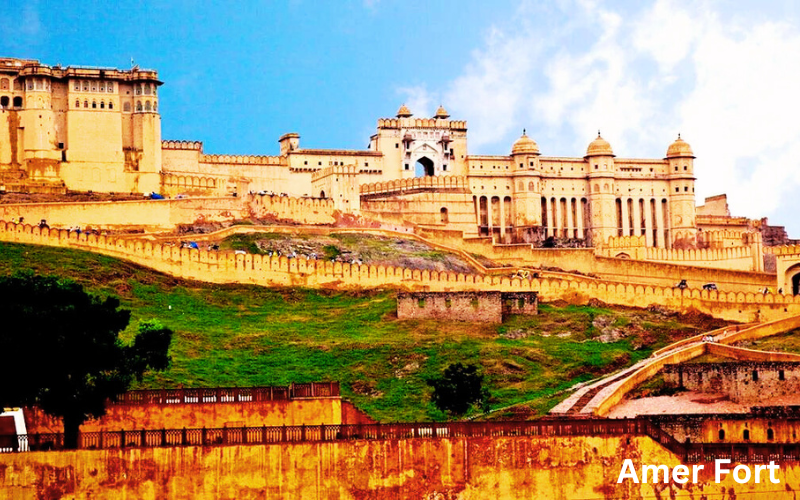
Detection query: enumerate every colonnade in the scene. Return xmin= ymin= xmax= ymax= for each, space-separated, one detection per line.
xmin=541 ymin=197 xmax=587 ymax=239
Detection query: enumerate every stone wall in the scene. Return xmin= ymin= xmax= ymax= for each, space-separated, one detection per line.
xmin=2 ymin=221 xmax=799 ymax=323
xmin=652 ymin=410 xmax=800 ymax=444
xmin=23 ymin=399 xmax=344 ymax=434
xmin=663 ymin=361 xmax=800 ymax=403
xmin=0 ymin=194 xmax=336 ymax=231
xmin=3 ymin=434 xmax=800 ymax=499
xmin=397 ymin=291 xmax=537 ymax=323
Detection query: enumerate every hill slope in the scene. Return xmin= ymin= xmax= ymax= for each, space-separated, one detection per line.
xmin=0 ymin=241 xmax=728 ymax=421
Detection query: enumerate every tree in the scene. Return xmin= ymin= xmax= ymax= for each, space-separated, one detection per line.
xmin=0 ymin=272 xmax=172 ymax=448
xmin=427 ymin=362 xmax=489 ymax=416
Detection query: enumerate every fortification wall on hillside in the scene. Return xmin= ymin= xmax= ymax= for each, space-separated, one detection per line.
xmin=0 ymin=197 xmax=248 ymax=231
xmin=599 ymin=234 xmax=759 ymax=272
xmin=1 ymin=221 xmax=798 ymax=322
xmin=0 ymin=194 xmax=337 ymax=230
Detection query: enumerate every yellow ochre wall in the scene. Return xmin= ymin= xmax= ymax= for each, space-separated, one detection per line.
xmin=24 ymin=399 xmax=343 ymax=434
xmin=2 ymin=435 xmax=800 ymax=499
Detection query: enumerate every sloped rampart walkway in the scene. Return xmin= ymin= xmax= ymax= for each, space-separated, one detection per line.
xmin=550 ymin=315 xmax=800 ymax=417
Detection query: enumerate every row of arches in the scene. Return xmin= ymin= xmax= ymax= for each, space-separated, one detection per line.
xmin=163 ymin=175 xmax=218 ymax=189
xmin=615 ymin=197 xmax=670 ymax=248
xmin=73 ymin=80 xmax=115 ymax=93
xmin=134 ymin=82 xmax=157 ymax=96
xmin=75 ymin=99 xmax=114 ymax=110
xmin=0 ymin=78 xmax=22 ymax=91
xmin=542 ymin=197 xmax=589 ymax=239
xmin=718 ymin=428 xmax=774 ymax=441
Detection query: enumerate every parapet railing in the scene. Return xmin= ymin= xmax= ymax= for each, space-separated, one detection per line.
xmin=0 ymin=418 xmax=646 ymax=453
xmin=113 ymin=383 xmax=340 ymax=405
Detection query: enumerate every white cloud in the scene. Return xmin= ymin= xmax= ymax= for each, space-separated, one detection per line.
xmin=396 ymin=85 xmax=434 ymax=119
xmin=445 ymin=25 xmax=539 ymax=149
xmin=400 ymin=0 xmax=800 ymax=235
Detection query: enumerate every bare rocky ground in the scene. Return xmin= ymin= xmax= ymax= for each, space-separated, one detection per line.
xmin=0 ymin=191 xmax=143 ymax=204
xmin=207 ymin=231 xmax=480 ymax=274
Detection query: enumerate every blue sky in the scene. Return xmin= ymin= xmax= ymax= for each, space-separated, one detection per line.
xmin=2 ymin=0 xmax=799 ymax=236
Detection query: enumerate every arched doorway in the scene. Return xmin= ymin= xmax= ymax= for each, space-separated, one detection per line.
xmin=787 ymin=263 xmax=800 ymax=295
xmin=415 ymin=157 xmax=434 ymax=177
xmin=319 ymin=190 xmax=326 ymax=199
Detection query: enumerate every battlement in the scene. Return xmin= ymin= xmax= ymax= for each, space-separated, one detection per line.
xmin=200 ymin=153 xmax=285 ymax=166
xmin=0 ymin=58 xmax=160 ymax=82
xmin=162 ymin=140 xmax=204 ymax=151
xmin=601 ymin=235 xmax=646 ymax=249
xmin=1 ymin=220 xmax=798 ymax=323
xmin=600 ymin=234 xmax=756 ymax=268
xmin=360 ymin=176 xmax=469 ymax=195
xmin=377 ymin=118 xmax=467 ymax=130
xmin=767 ymin=245 xmax=800 ymax=256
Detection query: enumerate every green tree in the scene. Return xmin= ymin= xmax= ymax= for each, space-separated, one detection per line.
xmin=0 ymin=272 xmax=172 ymax=448
xmin=427 ymin=362 xmax=489 ymax=416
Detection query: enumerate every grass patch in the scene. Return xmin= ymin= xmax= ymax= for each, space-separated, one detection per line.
xmin=0 ymin=241 xmax=721 ymax=422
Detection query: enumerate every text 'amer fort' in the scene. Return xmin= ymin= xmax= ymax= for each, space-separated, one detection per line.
xmin=5 ymin=57 xmax=800 ymax=499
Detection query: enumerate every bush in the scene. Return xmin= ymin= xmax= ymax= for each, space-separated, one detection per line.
xmin=427 ymin=363 xmax=489 ymax=416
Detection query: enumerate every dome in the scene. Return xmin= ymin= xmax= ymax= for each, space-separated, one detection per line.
xmin=434 ymin=105 xmax=450 ymax=119
xmin=511 ymin=130 xmax=540 ymax=155
xmin=666 ymin=134 xmax=694 ymax=158
xmin=585 ymin=132 xmax=614 ymax=157
xmin=396 ymin=104 xmax=412 ymax=118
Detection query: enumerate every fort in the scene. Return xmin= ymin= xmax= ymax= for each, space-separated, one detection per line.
xmin=4 ymin=56 xmax=800 ymax=499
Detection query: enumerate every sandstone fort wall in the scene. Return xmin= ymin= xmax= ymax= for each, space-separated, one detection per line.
xmin=3 ymin=435 xmax=800 ymax=499
xmin=24 ymin=399 xmax=343 ymax=434
xmin=0 ymin=194 xmax=336 ymax=230
xmin=663 ymin=361 xmax=800 ymax=403
xmin=1 ymin=221 xmax=798 ymax=323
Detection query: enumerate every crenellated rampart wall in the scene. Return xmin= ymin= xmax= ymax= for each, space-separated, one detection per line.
xmin=360 ymin=175 xmax=469 ymax=195
xmin=1 ymin=221 xmax=798 ymax=322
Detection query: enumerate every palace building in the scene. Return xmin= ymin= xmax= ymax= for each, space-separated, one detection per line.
xmin=0 ymin=57 xmax=700 ymax=248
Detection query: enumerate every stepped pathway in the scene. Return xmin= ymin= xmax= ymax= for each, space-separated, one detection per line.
xmin=549 ymin=322 xmax=779 ymax=416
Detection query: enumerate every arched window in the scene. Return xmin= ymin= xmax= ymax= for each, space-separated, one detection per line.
xmin=92 ymin=101 xmax=97 ymax=109
xmin=123 ymin=102 xmax=131 ymax=112
xmin=84 ymin=100 xmax=88 ymax=108
xmin=100 ymin=101 xmax=105 ymax=109
xmin=107 ymin=83 xmax=114 ymax=93
xmin=83 ymin=81 xmax=89 ymax=91
xmin=528 ymin=182 xmax=535 ymax=191
xmin=109 ymin=102 xmax=113 ymax=110
xmin=743 ymin=429 xmax=750 ymax=440
xmin=13 ymin=96 xmax=22 ymax=108
xmin=145 ymin=100 xmax=151 ymax=111
xmin=0 ymin=78 xmax=8 ymax=90
xmin=136 ymin=101 xmax=142 ymax=111
xmin=0 ymin=96 xmax=8 ymax=108
xmin=440 ymin=207 xmax=449 ymax=223
xmin=144 ymin=83 xmax=151 ymax=95
xmin=718 ymin=429 xmax=725 ymax=441
xmin=153 ymin=102 xmax=158 ymax=111
xmin=135 ymin=84 xmax=142 ymax=95
xmin=768 ymin=428 xmax=774 ymax=440
xmin=75 ymin=99 xmax=80 ymax=108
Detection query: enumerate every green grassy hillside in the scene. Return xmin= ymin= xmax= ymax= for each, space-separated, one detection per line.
xmin=0 ymin=241 xmax=727 ymax=421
